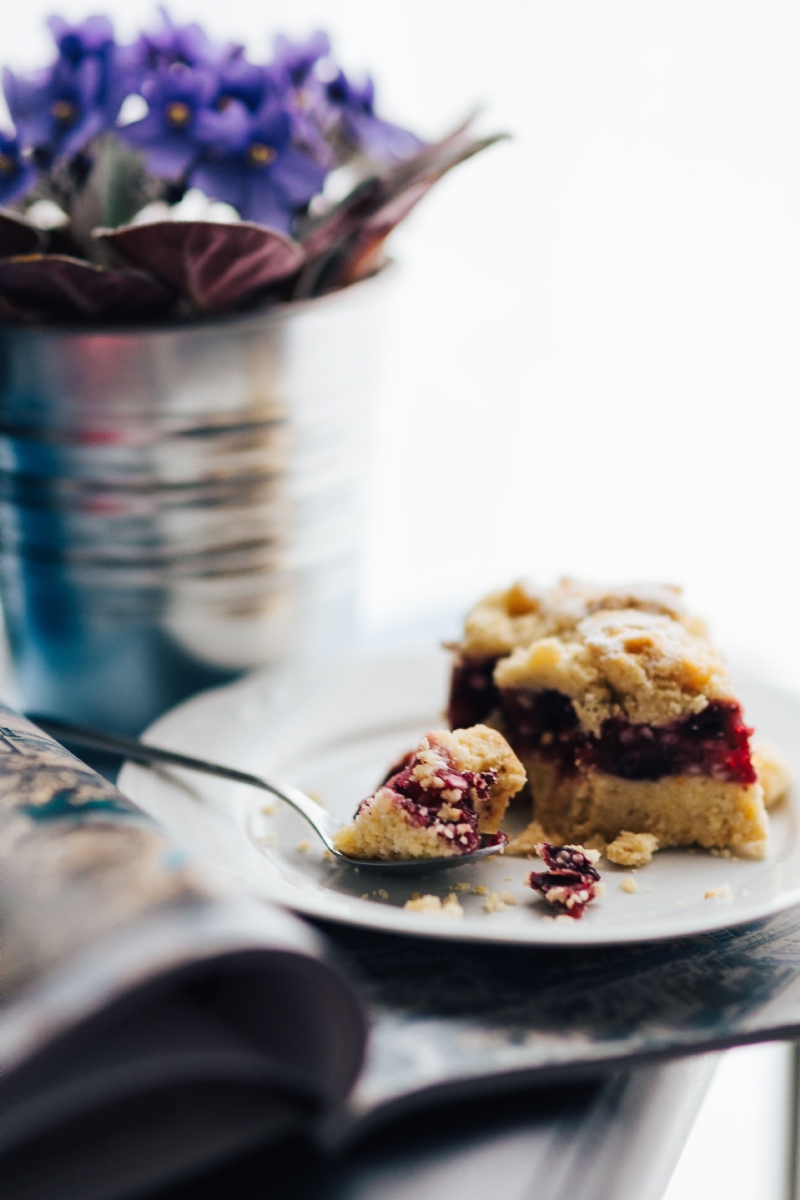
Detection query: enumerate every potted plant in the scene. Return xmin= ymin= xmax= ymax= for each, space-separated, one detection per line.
xmin=0 ymin=10 xmax=505 ymax=734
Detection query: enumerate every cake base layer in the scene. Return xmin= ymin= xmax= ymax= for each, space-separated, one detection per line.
xmin=333 ymin=790 xmax=467 ymax=860
xmin=511 ymin=754 xmax=769 ymax=859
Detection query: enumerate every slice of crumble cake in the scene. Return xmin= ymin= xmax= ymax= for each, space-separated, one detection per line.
xmin=333 ymin=726 xmax=526 ymax=861
xmin=448 ymin=586 xmax=770 ymax=860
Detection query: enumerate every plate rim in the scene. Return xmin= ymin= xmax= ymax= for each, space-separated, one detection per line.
xmin=119 ymin=649 xmax=800 ymax=946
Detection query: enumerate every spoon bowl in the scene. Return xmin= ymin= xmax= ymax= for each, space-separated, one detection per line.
xmin=29 ymin=714 xmax=508 ymax=873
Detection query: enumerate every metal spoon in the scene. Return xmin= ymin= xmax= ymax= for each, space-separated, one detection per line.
xmin=29 ymin=714 xmax=507 ymax=874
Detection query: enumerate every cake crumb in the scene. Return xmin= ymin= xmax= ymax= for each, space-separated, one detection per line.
xmin=360 ymin=893 xmax=369 ymax=899
xmin=710 ymin=848 xmax=732 ymax=858
xmin=449 ymin=881 xmax=471 ymax=892
xmin=583 ymin=833 xmax=608 ymax=857
xmin=307 ymin=790 xmax=325 ymax=806
xmin=405 ymin=894 xmax=441 ymax=913
xmin=620 ymin=877 xmax=637 ymax=894
xmin=705 ymin=883 xmax=734 ymax=902
xmin=404 ymin=893 xmax=464 ymax=918
xmin=676 ymin=900 xmax=685 ymax=907
xmin=322 ymin=849 xmax=334 ymax=862
xmin=506 ymin=876 xmax=514 ymax=882
xmin=606 ymin=831 xmax=659 ymax=867
xmin=506 ymin=820 xmax=549 ymax=857
xmin=377 ymin=888 xmax=389 ymax=900
xmin=752 ymin=740 xmax=793 ymax=808
xmin=500 ymin=890 xmax=517 ymax=905
xmin=261 ymin=803 xmax=275 ymax=816
xmin=472 ymin=884 xmax=489 ymax=895
xmin=296 ymin=840 xmax=310 ymax=853
xmin=593 ymin=881 xmax=606 ymax=897
xmin=483 ymin=892 xmax=507 ymax=913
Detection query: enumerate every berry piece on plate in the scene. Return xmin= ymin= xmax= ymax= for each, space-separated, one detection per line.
xmin=528 ymin=842 xmax=602 ymax=918
xmin=333 ymin=725 xmax=526 ymax=861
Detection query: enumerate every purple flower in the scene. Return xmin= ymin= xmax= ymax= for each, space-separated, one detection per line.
xmin=0 ymin=130 xmax=38 ymax=204
xmin=119 ymin=65 xmax=219 ymax=179
xmin=4 ymin=56 xmax=108 ymax=169
xmin=325 ymin=70 xmax=422 ymax=162
xmin=3 ymin=15 xmax=137 ymax=169
xmin=191 ymin=99 xmax=326 ymax=232
xmin=50 ymin=14 xmax=145 ymax=127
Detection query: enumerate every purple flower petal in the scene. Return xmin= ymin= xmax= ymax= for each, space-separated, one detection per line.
xmin=239 ymin=176 xmax=295 ymax=232
xmin=194 ymin=101 xmax=250 ymax=152
xmin=189 ymin=159 xmax=247 ymax=209
xmin=47 ymin=15 xmax=115 ymax=65
xmin=272 ymin=31 xmax=330 ymax=88
xmin=268 ymin=149 xmax=326 ymax=208
xmin=348 ymin=111 xmax=423 ymax=162
xmin=324 ymin=67 xmax=423 ymax=163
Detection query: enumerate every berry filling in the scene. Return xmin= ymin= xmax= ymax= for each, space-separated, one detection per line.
xmin=447 ymin=655 xmax=500 ymax=729
xmin=528 ymin=842 xmax=602 ymax=918
xmin=365 ymin=753 xmax=507 ymax=855
xmin=498 ymin=689 xmax=756 ymax=785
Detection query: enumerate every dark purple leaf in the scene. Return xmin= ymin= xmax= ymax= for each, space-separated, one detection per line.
xmin=95 ymin=220 xmax=306 ymax=313
xmin=295 ymin=124 xmax=508 ymax=296
xmin=334 ymin=179 xmax=436 ymax=288
xmin=0 ymin=255 xmax=173 ymax=320
xmin=0 ymin=289 xmax=45 ymax=322
xmin=0 ymin=210 xmax=44 ymax=258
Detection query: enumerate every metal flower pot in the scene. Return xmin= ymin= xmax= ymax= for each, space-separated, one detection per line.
xmin=0 ymin=271 xmax=388 ymax=734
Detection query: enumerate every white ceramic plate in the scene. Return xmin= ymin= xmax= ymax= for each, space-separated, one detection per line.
xmin=120 ymin=647 xmax=800 ymax=945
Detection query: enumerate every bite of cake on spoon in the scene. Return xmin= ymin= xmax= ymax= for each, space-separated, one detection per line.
xmin=333 ymin=725 xmax=526 ymax=861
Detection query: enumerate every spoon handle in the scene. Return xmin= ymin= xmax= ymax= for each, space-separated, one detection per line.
xmin=27 ymin=713 xmax=288 ymax=803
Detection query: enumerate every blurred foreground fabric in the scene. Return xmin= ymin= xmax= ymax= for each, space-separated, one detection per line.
xmin=0 ymin=707 xmax=366 ymax=1200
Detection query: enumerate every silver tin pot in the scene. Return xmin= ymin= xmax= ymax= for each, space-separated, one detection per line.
xmin=0 ymin=270 xmax=388 ymax=734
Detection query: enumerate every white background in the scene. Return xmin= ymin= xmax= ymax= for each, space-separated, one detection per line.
xmin=3 ymin=5 xmax=798 ymax=1197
